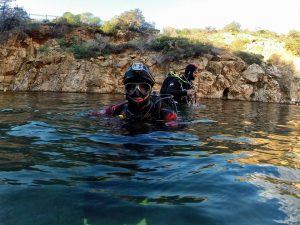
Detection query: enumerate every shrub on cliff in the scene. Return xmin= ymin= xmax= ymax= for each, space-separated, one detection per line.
xmin=70 ymin=42 xmax=98 ymax=59
xmin=56 ymin=35 xmax=131 ymax=59
xmin=149 ymin=36 xmax=213 ymax=58
xmin=230 ymin=38 xmax=251 ymax=51
xmin=285 ymin=30 xmax=300 ymax=56
xmin=137 ymin=36 xmax=216 ymax=64
xmin=162 ymin=27 xmax=216 ymax=44
xmin=38 ymin=44 xmax=51 ymax=55
xmin=253 ymin=29 xmax=279 ymax=39
xmin=235 ymin=51 xmax=264 ymax=65
xmin=57 ymin=37 xmax=100 ymax=58
xmin=267 ymin=53 xmax=293 ymax=67
xmin=55 ymin=34 xmax=215 ymax=61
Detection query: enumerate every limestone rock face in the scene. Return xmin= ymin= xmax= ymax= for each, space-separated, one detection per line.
xmin=0 ymin=35 xmax=299 ymax=105
xmin=243 ymin=64 xmax=265 ymax=83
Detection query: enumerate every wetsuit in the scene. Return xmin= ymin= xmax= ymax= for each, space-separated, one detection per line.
xmin=160 ymin=75 xmax=193 ymax=104
xmin=90 ymin=96 xmax=177 ymax=122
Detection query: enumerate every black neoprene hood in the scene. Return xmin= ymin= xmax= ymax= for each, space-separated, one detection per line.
xmin=185 ymin=64 xmax=197 ymax=75
xmin=123 ymin=63 xmax=155 ymax=86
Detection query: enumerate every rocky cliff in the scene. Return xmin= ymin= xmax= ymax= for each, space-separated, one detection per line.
xmin=0 ymin=31 xmax=299 ymax=105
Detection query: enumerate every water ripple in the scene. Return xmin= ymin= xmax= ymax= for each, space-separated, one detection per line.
xmin=210 ymin=135 xmax=254 ymax=143
xmin=7 ymin=121 xmax=69 ymax=142
xmin=86 ymin=131 xmax=200 ymax=146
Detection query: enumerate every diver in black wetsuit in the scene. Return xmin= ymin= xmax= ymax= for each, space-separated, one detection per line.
xmin=160 ymin=64 xmax=199 ymax=104
xmin=90 ymin=63 xmax=177 ymax=122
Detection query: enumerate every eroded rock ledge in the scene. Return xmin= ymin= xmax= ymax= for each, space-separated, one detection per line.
xmin=0 ymin=35 xmax=299 ymax=105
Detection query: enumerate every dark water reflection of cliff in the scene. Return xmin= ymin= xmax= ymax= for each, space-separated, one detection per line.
xmin=0 ymin=92 xmax=299 ymax=225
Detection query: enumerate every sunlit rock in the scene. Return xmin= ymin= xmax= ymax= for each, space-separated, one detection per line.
xmin=0 ymin=32 xmax=299 ymax=105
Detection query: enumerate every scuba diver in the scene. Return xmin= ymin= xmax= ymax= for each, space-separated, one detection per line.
xmin=160 ymin=64 xmax=199 ymax=105
xmin=90 ymin=63 xmax=177 ymax=122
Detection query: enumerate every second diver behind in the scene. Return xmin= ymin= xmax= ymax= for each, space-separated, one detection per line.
xmin=160 ymin=64 xmax=199 ymax=105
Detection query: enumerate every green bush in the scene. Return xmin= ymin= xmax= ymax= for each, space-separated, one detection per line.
xmin=70 ymin=43 xmax=96 ymax=59
xmin=57 ymin=35 xmax=134 ymax=58
xmin=38 ymin=44 xmax=50 ymax=55
xmin=150 ymin=36 xmax=212 ymax=53
xmin=55 ymin=34 xmax=215 ymax=60
xmin=101 ymin=20 xmax=117 ymax=34
xmin=58 ymin=37 xmax=75 ymax=50
xmin=49 ymin=22 xmax=73 ymax=38
xmin=103 ymin=43 xmax=134 ymax=55
xmin=57 ymin=37 xmax=98 ymax=58
xmin=235 ymin=51 xmax=264 ymax=65
xmin=148 ymin=36 xmax=214 ymax=62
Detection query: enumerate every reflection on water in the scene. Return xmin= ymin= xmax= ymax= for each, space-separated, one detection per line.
xmin=0 ymin=92 xmax=299 ymax=225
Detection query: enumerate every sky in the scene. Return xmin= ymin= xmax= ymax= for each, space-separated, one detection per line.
xmin=14 ymin=0 xmax=300 ymax=34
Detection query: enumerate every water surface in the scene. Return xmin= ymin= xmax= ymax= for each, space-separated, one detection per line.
xmin=0 ymin=92 xmax=299 ymax=225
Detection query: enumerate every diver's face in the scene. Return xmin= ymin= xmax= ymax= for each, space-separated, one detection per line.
xmin=190 ymin=69 xmax=199 ymax=81
xmin=125 ymin=82 xmax=152 ymax=105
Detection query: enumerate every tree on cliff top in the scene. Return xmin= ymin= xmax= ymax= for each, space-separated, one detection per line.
xmin=0 ymin=0 xmax=29 ymax=32
xmin=101 ymin=9 xmax=157 ymax=38
xmin=222 ymin=21 xmax=242 ymax=33
xmin=55 ymin=12 xmax=101 ymax=26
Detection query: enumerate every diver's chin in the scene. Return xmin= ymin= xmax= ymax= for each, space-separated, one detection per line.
xmin=132 ymin=97 xmax=145 ymax=103
xmin=127 ymin=94 xmax=149 ymax=105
